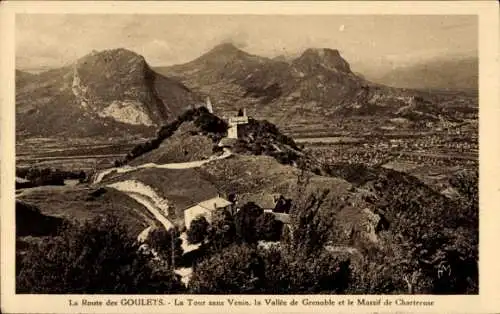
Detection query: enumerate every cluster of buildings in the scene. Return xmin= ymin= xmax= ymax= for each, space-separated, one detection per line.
xmin=183 ymin=193 xmax=291 ymax=230
xmin=311 ymin=133 xmax=478 ymax=168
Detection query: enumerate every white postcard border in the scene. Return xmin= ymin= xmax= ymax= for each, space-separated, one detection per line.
xmin=1 ymin=1 xmax=499 ymax=313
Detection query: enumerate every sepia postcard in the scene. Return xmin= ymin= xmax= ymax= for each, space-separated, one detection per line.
xmin=1 ymin=1 xmax=499 ymax=313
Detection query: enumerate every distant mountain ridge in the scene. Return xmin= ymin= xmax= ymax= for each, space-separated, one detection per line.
xmin=15 ymin=70 xmax=34 ymax=88
xmin=157 ymin=44 xmax=366 ymax=119
xmin=16 ymin=44 xmax=478 ymax=140
xmin=155 ymin=43 xmax=473 ymax=130
xmin=370 ymin=56 xmax=478 ymax=91
xmin=16 ymin=48 xmax=200 ymax=139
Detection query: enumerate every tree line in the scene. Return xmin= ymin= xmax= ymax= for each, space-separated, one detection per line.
xmin=16 ymin=167 xmax=87 ymax=188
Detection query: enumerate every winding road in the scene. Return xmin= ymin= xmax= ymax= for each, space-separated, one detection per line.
xmin=98 ymin=145 xmax=232 ymax=234
xmin=107 ymin=180 xmax=174 ymax=231
xmin=107 ymin=179 xmax=201 ymax=285
xmin=95 ymin=146 xmax=234 ymax=285
xmin=93 ymin=148 xmax=232 ymax=184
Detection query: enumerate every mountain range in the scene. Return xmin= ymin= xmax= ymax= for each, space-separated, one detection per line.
xmin=16 ymin=44 xmax=478 ymax=139
xmin=158 ymin=44 xmax=376 ymax=120
xmin=157 ymin=43 xmax=476 ymax=129
xmin=369 ymin=56 xmax=478 ymax=91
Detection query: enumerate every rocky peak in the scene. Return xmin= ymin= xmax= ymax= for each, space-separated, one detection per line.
xmin=293 ymin=48 xmax=352 ymax=74
xmin=195 ymin=42 xmax=257 ymax=66
xmin=210 ymin=42 xmax=243 ymax=54
xmin=68 ymin=48 xmax=171 ymax=127
xmin=71 ymin=48 xmax=155 ymax=104
xmin=75 ymin=48 xmax=149 ymax=79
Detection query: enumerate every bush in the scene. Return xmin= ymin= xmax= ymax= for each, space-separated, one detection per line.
xmin=16 ymin=201 xmax=66 ymax=237
xmin=16 ymin=167 xmax=87 ymax=187
xmin=234 ymin=118 xmax=301 ymax=164
xmin=16 ymin=215 xmax=184 ymax=294
xmin=189 ymin=243 xmax=351 ymax=294
xmin=324 ymin=163 xmax=378 ymax=186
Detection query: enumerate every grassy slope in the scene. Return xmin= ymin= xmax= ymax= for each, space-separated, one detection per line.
xmin=120 ymin=107 xmax=227 ymax=166
xmin=17 ymin=186 xmax=158 ymax=236
xmin=103 ymin=167 xmax=220 ymax=228
xmin=129 ymin=122 xmax=215 ymax=166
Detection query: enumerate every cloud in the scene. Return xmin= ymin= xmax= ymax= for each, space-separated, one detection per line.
xmin=15 ymin=14 xmax=478 ymax=71
xmin=151 ymin=39 xmax=170 ymax=49
xmin=130 ymin=39 xmax=177 ymax=65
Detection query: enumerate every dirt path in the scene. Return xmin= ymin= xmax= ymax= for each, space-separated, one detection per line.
xmin=93 ymin=148 xmax=232 ymax=184
xmin=97 ymin=143 xmax=233 ymax=287
xmin=16 ymin=185 xmax=72 ymax=198
xmin=107 ymin=180 xmax=175 ymax=231
xmin=109 ymin=181 xmax=199 ymax=286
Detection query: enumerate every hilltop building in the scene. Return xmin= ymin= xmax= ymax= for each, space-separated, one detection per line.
xmin=196 ymin=96 xmax=248 ymax=140
xmin=190 ymin=97 xmax=248 ymax=140
xmin=227 ymin=108 xmax=249 ymax=139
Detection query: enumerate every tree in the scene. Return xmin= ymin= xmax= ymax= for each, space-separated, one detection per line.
xmin=288 ymin=188 xmax=332 ymax=254
xmin=234 ymin=202 xmax=263 ymax=244
xmin=273 ymin=195 xmax=292 ymax=213
xmin=147 ymin=227 xmax=183 ymax=268
xmin=261 ymin=247 xmax=351 ymax=294
xmin=189 ymin=242 xmax=351 ymax=294
xmin=189 ymin=244 xmax=265 ymax=293
xmin=449 ymin=170 xmax=478 ymax=230
xmin=16 ymin=215 xmax=184 ymax=294
xmin=187 ymin=216 xmax=210 ymax=244
xmin=360 ymin=168 xmax=479 ymax=294
xmin=255 ymin=212 xmax=283 ymax=242
xmin=207 ymin=208 xmax=237 ymax=252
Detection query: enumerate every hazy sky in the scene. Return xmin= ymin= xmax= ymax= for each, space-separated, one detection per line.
xmin=16 ymin=14 xmax=477 ymax=74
